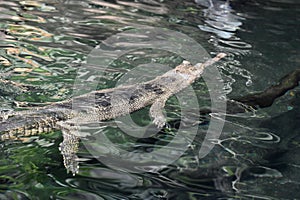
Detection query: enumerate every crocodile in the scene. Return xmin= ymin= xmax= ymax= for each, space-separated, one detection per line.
xmin=2 ymin=53 xmax=300 ymax=175
xmin=0 ymin=53 xmax=226 ymax=174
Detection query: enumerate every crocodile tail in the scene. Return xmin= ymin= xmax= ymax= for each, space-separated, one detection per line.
xmin=0 ymin=109 xmax=66 ymax=140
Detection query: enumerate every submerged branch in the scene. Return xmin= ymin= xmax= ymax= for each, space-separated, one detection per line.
xmin=233 ymin=69 xmax=300 ymax=109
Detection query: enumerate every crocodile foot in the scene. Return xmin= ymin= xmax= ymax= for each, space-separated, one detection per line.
xmin=57 ymin=121 xmax=80 ymax=175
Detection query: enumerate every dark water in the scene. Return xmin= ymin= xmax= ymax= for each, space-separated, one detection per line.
xmin=0 ymin=0 xmax=300 ymax=199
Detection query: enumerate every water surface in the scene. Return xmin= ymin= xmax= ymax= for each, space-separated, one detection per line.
xmin=0 ymin=0 xmax=300 ymax=199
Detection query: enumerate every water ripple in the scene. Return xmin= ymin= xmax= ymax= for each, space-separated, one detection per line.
xmin=0 ymin=0 xmax=299 ymax=199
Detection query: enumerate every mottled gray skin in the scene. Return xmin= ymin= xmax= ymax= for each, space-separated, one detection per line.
xmin=0 ymin=53 xmax=226 ymax=174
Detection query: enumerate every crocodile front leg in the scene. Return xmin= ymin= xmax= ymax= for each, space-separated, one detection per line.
xmin=149 ymin=92 xmax=172 ymax=128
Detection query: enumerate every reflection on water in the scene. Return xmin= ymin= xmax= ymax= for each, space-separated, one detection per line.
xmin=0 ymin=0 xmax=300 ymax=199
xmin=195 ymin=0 xmax=251 ymax=56
xmin=196 ymin=0 xmax=243 ymax=39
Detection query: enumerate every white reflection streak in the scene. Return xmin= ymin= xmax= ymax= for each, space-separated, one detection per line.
xmin=196 ymin=0 xmax=243 ymax=39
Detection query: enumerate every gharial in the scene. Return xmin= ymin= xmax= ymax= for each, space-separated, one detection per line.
xmin=2 ymin=52 xmax=300 ymax=175
xmin=0 ymin=53 xmax=227 ymax=175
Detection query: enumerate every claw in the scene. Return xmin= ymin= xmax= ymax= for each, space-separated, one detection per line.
xmin=153 ymin=116 xmax=166 ymax=128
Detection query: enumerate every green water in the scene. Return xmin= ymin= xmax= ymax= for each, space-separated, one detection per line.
xmin=0 ymin=0 xmax=300 ymax=199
